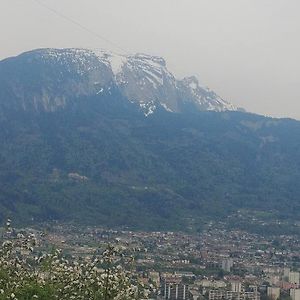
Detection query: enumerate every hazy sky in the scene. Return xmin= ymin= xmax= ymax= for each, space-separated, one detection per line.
xmin=1 ymin=0 xmax=300 ymax=119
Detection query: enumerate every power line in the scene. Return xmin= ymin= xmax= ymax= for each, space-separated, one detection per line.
xmin=32 ymin=0 xmax=129 ymax=54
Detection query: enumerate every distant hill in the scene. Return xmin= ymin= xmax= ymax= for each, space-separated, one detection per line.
xmin=0 ymin=48 xmax=299 ymax=232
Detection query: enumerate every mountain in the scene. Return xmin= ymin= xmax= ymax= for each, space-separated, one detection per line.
xmin=0 ymin=48 xmax=237 ymax=115
xmin=0 ymin=48 xmax=300 ymax=233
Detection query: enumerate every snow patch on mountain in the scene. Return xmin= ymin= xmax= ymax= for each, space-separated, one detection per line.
xmin=139 ymin=100 xmax=157 ymax=116
xmin=181 ymin=76 xmax=236 ymax=112
xmin=108 ymin=55 xmax=127 ymax=75
xmin=91 ymin=49 xmax=127 ymax=76
xmin=161 ymin=103 xmax=173 ymax=112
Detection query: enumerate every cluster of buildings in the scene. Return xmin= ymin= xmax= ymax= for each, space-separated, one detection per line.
xmin=25 ymin=221 xmax=300 ymax=300
xmin=266 ymin=267 xmax=300 ymax=300
xmin=159 ymin=275 xmax=190 ymax=299
xmin=152 ymin=268 xmax=300 ymax=300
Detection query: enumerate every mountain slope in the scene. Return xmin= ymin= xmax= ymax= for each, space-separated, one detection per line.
xmin=0 ymin=49 xmax=299 ymax=232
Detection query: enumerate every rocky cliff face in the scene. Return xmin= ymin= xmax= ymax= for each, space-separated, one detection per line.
xmin=0 ymin=48 xmax=238 ymax=115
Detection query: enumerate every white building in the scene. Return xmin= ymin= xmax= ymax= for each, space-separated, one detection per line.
xmin=267 ymin=287 xmax=280 ymax=300
xmin=231 ymin=281 xmax=242 ymax=293
xmin=289 ymin=272 xmax=300 ymax=285
xmin=222 ymin=259 xmax=234 ymax=272
xmin=209 ymin=290 xmax=260 ymax=300
xmin=284 ymin=267 xmax=291 ymax=279
xmin=290 ymin=289 xmax=300 ymax=300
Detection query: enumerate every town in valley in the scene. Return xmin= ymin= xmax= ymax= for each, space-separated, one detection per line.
xmin=11 ymin=220 xmax=299 ymax=300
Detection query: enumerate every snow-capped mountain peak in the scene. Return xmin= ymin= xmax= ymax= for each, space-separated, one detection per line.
xmin=180 ymin=76 xmax=237 ymax=112
xmin=0 ymin=48 xmax=239 ymax=115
